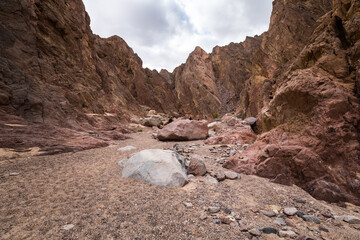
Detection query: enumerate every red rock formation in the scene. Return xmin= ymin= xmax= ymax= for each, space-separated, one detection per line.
xmin=224 ymin=0 xmax=360 ymax=205
xmin=1 ymin=0 xmax=359 ymax=205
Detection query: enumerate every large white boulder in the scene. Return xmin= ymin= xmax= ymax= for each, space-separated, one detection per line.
xmin=119 ymin=149 xmax=188 ymax=187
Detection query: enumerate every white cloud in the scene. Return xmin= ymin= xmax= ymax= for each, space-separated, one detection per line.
xmin=83 ymin=0 xmax=272 ymax=71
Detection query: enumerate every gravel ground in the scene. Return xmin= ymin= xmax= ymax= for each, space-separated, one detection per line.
xmin=1 ymin=132 xmax=359 ymax=239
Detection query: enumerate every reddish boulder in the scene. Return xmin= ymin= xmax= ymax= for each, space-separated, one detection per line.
xmin=157 ymin=119 xmax=208 ymax=141
xmin=187 ymin=155 xmax=207 ymax=176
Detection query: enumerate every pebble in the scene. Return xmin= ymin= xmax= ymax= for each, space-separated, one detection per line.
xmin=239 ymin=223 xmax=248 ymax=232
xmin=61 ymin=224 xmax=74 ymax=230
xmin=117 ymin=146 xmax=137 ymax=151
xmin=249 ymin=228 xmax=262 ymax=236
xmin=318 ymin=226 xmax=329 ymax=232
xmin=199 ymin=212 xmax=208 ymax=220
xmin=219 ymin=217 xmax=232 ymax=224
xmin=261 ymin=211 xmax=276 ymax=217
xmin=284 ymin=207 xmax=298 ymax=216
xmin=224 ymin=171 xmax=240 ymax=180
xmin=296 ymin=211 xmax=306 ymax=218
xmin=294 ymin=198 xmax=306 ymax=204
xmin=285 ymin=218 xmax=296 ymax=227
xmin=273 ymin=217 xmax=286 ymax=226
xmin=203 ymin=176 xmax=218 ymax=184
xmin=213 ymin=219 xmax=221 ymax=224
xmin=279 ymin=230 xmax=298 ymax=238
xmin=321 ymin=210 xmax=333 ymax=218
xmin=262 ymin=227 xmax=278 ymax=234
xmin=187 ymin=174 xmax=195 ymax=179
xmin=343 ymin=215 xmax=360 ymax=224
xmin=222 ymin=208 xmax=231 ymax=215
xmin=214 ymin=170 xmax=226 ymax=181
xmin=9 ymin=172 xmax=20 ymax=176
xmin=184 ymin=202 xmax=193 ymax=208
xmin=302 ymin=215 xmax=320 ymax=224
xmin=208 ymin=206 xmax=221 ymax=213
xmin=269 ymin=205 xmax=281 ymax=212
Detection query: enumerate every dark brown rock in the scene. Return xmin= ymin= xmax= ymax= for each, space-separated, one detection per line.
xmin=187 ymin=156 xmax=207 ymax=176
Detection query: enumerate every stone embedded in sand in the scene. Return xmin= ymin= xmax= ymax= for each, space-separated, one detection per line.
xmin=157 ymin=119 xmax=208 ymax=141
xmin=187 ymin=155 xmax=207 ymax=176
xmin=284 ymin=207 xmax=298 ymax=216
xmin=117 ymin=146 xmax=137 ymax=152
xmin=61 ymin=224 xmax=74 ymax=230
xmin=224 ymin=171 xmax=240 ymax=180
xmin=343 ymin=216 xmax=360 ymax=224
xmin=279 ymin=230 xmax=297 ymax=238
xmin=302 ymin=215 xmax=320 ymax=224
xmin=119 ymin=149 xmax=188 ymax=187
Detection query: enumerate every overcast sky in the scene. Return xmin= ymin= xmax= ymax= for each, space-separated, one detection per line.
xmin=83 ymin=0 xmax=273 ymax=71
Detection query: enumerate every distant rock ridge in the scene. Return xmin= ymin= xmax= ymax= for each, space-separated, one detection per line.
xmin=1 ymin=0 xmax=359 ymax=205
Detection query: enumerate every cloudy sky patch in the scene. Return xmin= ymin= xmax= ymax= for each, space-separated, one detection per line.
xmin=83 ymin=0 xmax=273 ymax=71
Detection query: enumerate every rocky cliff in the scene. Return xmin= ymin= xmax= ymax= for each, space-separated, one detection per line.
xmin=1 ymin=0 xmax=359 ymax=204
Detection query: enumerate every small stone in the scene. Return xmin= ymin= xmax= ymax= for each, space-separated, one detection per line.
xmin=219 ymin=217 xmax=232 ymax=224
xmin=294 ymin=198 xmax=306 ymax=204
xmin=235 ymin=214 xmax=242 ymax=220
xmin=198 ymin=200 xmax=206 ymax=205
xmin=213 ymin=219 xmax=221 ymax=224
xmin=214 ymin=170 xmax=226 ymax=181
xmin=9 ymin=172 xmax=20 ymax=176
xmin=61 ymin=224 xmax=74 ymax=230
xmin=187 ymin=156 xmax=207 ymax=176
xmin=273 ymin=217 xmax=286 ymax=226
xmin=249 ymin=228 xmax=262 ymax=236
xmin=261 ymin=211 xmax=276 ymax=217
xmin=199 ymin=212 xmax=208 ymax=220
xmin=269 ymin=205 xmax=281 ymax=212
xmin=279 ymin=230 xmax=298 ymax=238
xmin=262 ymin=227 xmax=278 ymax=234
xmin=184 ymin=202 xmax=193 ymax=208
xmin=318 ymin=226 xmax=329 ymax=232
xmin=284 ymin=207 xmax=298 ymax=216
xmin=208 ymin=206 xmax=221 ymax=213
xmin=302 ymin=215 xmax=320 ymax=224
xmin=296 ymin=211 xmax=306 ymax=218
xmin=239 ymin=223 xmax=248 ymax=232
xmin=203 ymin=176 xmax=218 ymax=184
xmin=224 ymin=171 xmax=240 ymax=180
xmin=343 ymin=215 xmax=360 ymax=224
xmin=224 ymin=208 xmax=232 ymax=214
xmin=321 ymin=210 xmax=333 ymax=218
xmin=285 ymin=218 xmax=296 ymax=227
xmin=187 ymin=174 xmax=195 ymax=179
xmin=117 ymin=146 xmax=137 ymax=151
xmin=230 ymin=221 xmax=239 ymax=228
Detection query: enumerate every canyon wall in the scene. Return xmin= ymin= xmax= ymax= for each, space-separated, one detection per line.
xmin=1 ymin=0 xmax=359 ymax=204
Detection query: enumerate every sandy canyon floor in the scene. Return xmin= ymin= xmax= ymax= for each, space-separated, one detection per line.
xmin=1 ymin=132 xmax=360 ymax=240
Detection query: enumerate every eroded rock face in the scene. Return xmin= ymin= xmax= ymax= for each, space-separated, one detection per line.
xmin=157 ymin=119 xmax=208 ymax=141
xmin=224 ymin=0 xmax=360 ymax=205
xmin=119 ymin=149 xmax=188 ymax=187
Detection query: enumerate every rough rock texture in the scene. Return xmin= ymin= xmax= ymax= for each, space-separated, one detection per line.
xmin=205 ymin=115 xmax=257 ymax=145
xmin=119 ymin=149 xmax=188 ymax=187
xmin=1 ymin=0 xmax=359 ymax=206
xmin=157 ymin=119 xmax=208 ymax=141
xmin=0 ymin=0 xmax=178 ymax=152
xmin=224 ymin=0 xmax=360 ymax=205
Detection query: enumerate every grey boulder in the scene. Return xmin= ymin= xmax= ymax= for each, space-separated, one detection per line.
xmin=119 ymin=149 xmax=188 ymax=187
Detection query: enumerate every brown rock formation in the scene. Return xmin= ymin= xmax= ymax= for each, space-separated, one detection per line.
xmin=1 ymin=0 xmax=359 ymax=205
xmin=224 ymin=0 xmax=360 ymax=205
